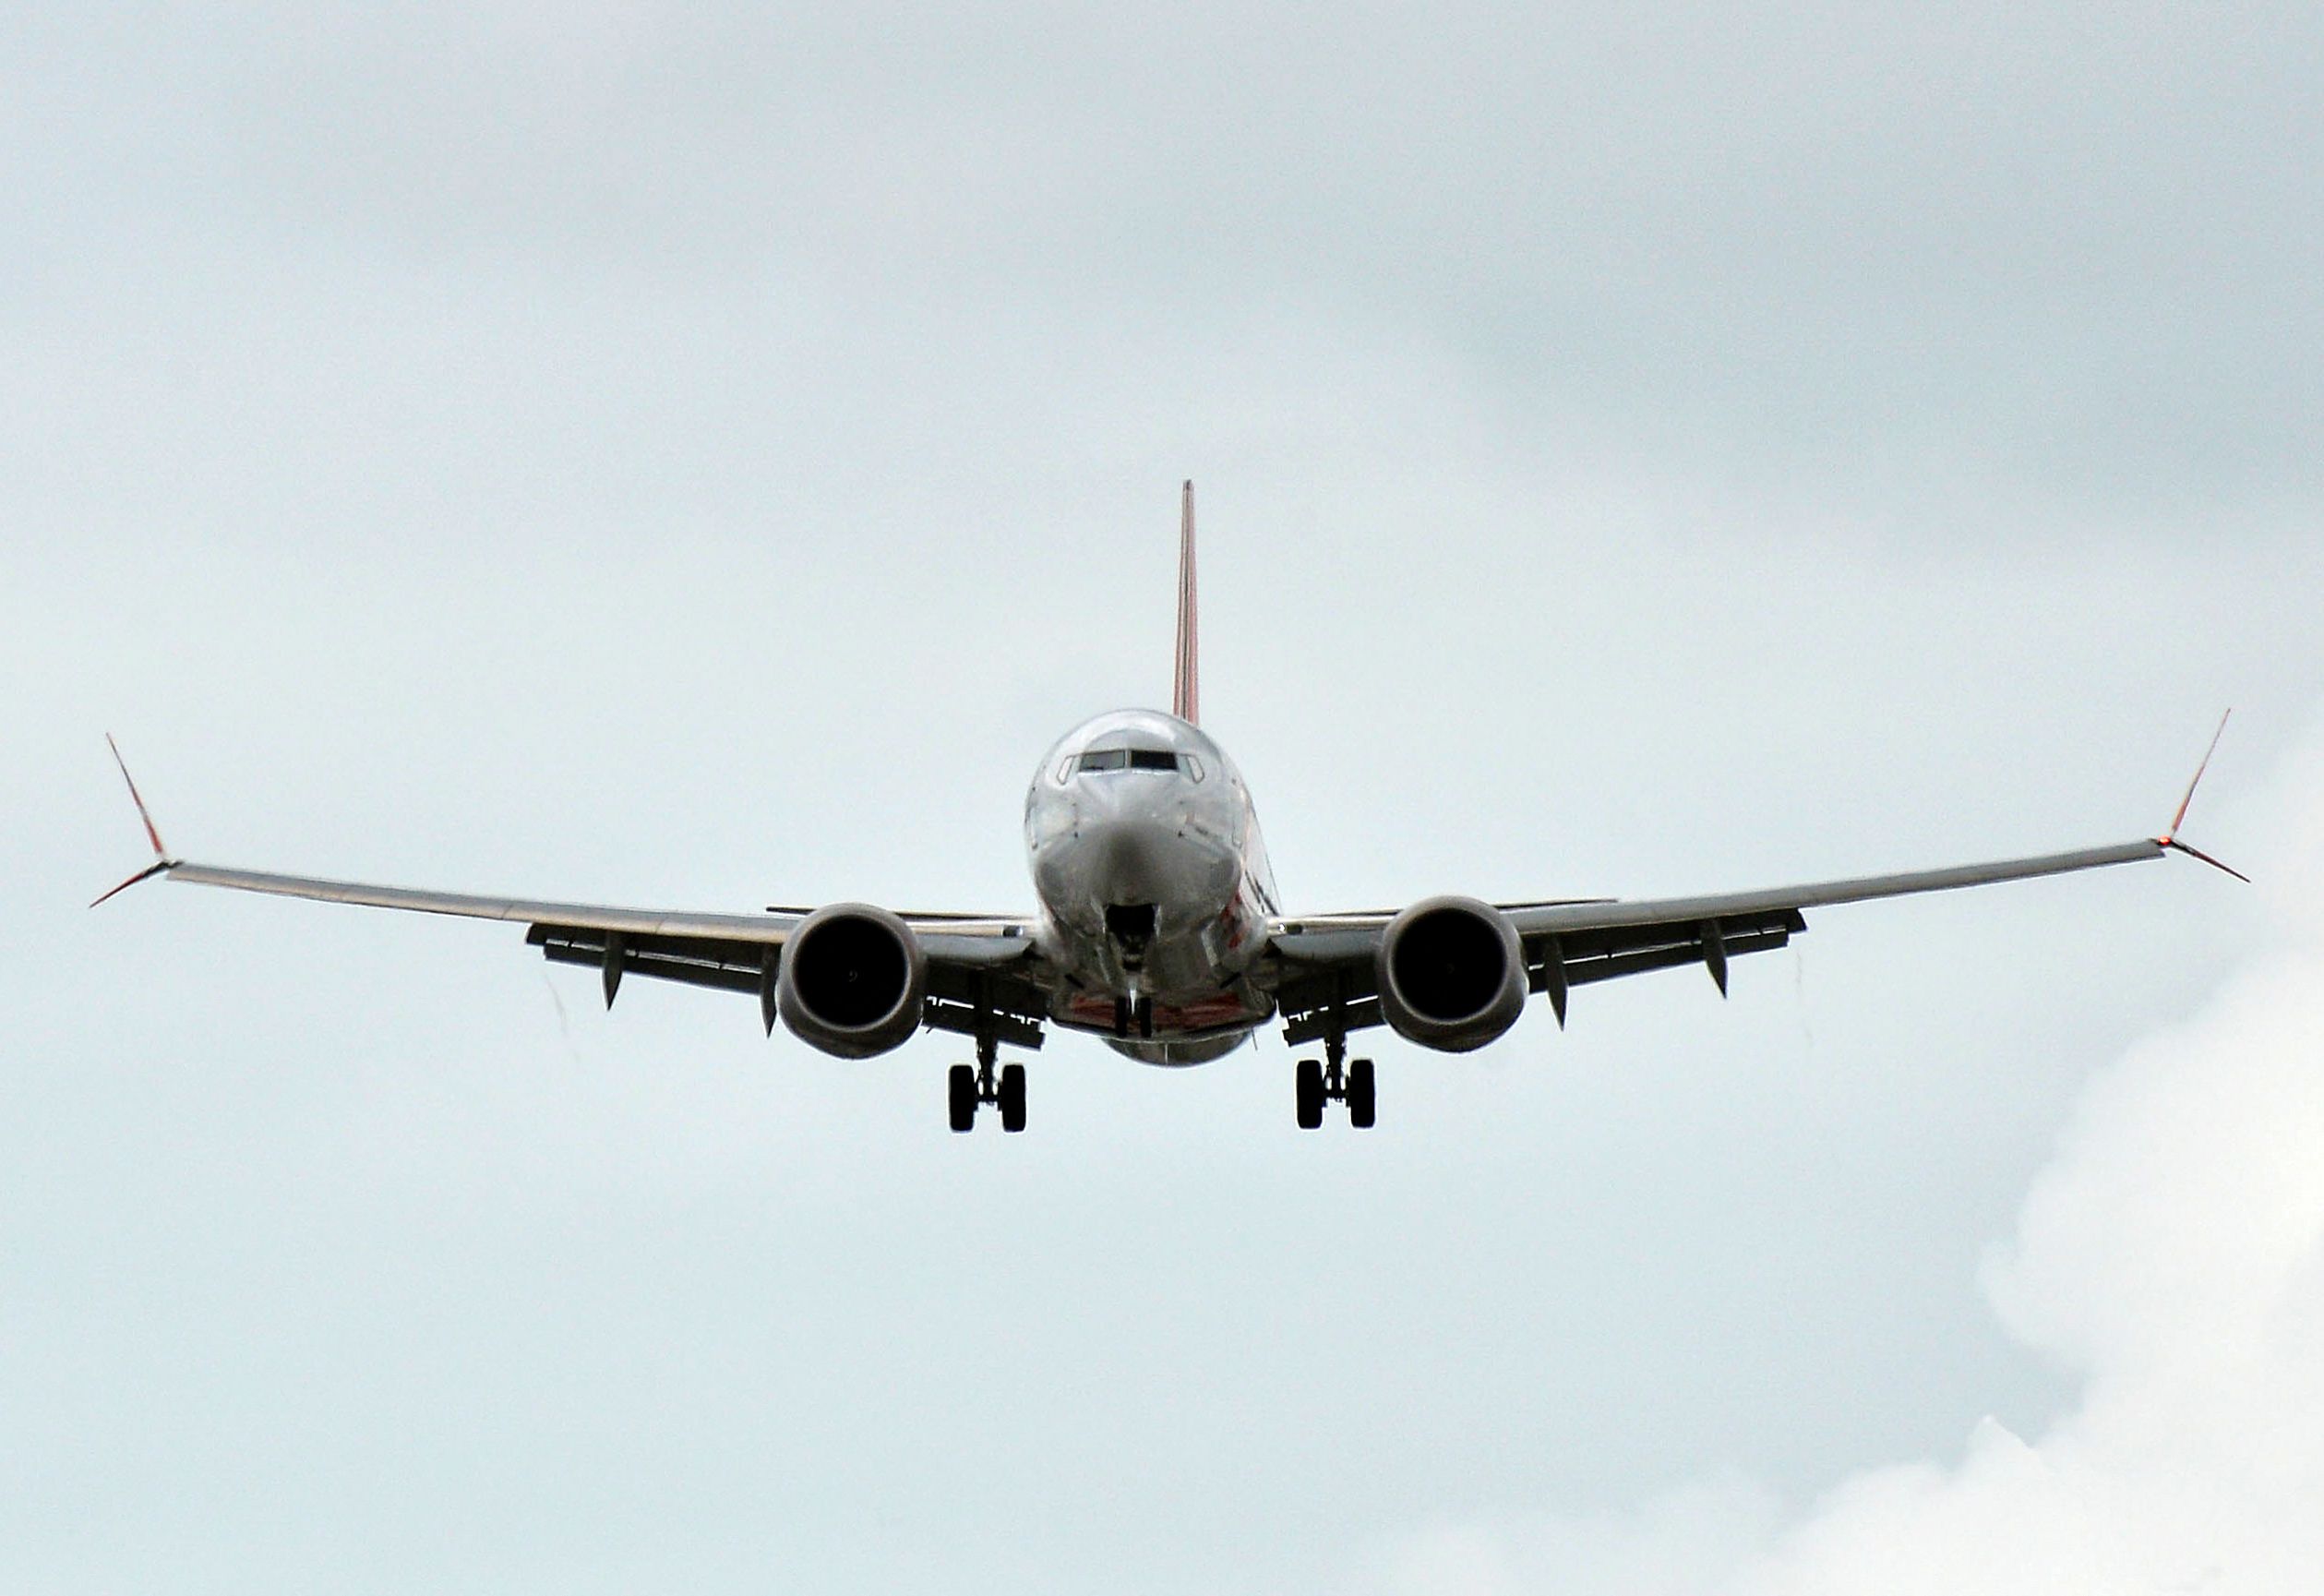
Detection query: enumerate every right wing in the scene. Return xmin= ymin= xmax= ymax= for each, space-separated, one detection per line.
xmin=160 ymin=859 xmax=1031 ymax=954
xmin=91 ymin=737 xmax=1048 ymax=1043
xmin=153 ymin=858 xmax=1048 ymax=1040
xmin=161 ymin=859 xmax=811 ymax=942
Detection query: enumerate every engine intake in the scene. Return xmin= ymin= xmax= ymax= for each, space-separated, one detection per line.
xmin=1376 ymin=895 xmax=1526 ymax=1052
xmin=776 ymin=903 xmax=928 ymax=1059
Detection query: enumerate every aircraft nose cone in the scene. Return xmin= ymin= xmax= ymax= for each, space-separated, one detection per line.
xmin=1077 ymin=813 xmax=1173 ymax=906
xmin=1028 ymin=770 xmax=1242 ymax=942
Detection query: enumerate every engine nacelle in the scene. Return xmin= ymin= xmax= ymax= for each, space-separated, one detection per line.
xmin=776 ymin=903 xmax=928 ymax=1060
xmin=1375 ymin=894 xmax=1527 ymax=1052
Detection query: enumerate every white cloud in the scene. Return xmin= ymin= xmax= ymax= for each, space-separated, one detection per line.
xmin=1377 ymin=715 xmax=2324 ymax=1596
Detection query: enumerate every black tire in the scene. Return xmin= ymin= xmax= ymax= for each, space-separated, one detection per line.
xmin=1295 ymin=1059 xmax=1324 ymax=1130
xmin=1348 ymin=1059 xmax=1377 ymax=1129
xmin=998 ymin=1062 xmax=1027 ymax=1133
xmin=948 ymin=1063 xmax=977 ymax=1133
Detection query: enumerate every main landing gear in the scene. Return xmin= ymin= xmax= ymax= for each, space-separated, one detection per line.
xmin=1295 ymin=1031 xmax=1375 ymax=1131
xmin=949 ymin=1033 xmax=1026 ymax=1134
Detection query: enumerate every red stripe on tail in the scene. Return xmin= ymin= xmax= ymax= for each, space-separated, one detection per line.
xmin=1173 ymin=481 xmax=1199 ymax=726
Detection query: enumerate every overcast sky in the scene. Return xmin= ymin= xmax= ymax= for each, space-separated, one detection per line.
xmin=6 ymin=5 xmax=2321 ymax=1591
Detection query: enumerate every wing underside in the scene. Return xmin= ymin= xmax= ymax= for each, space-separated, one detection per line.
xmin=527 ymin=921 xmax=1048 ymax=1047
xmin=1267 ymin=837 xmax=2170 ymax=1043
xmin=152 ymin=860 xmax=1048 ymax=1043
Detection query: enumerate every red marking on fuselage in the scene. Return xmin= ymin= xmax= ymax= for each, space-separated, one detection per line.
xmin=1066 ymin=995 xmax=1117 ymax=1027
xmin=1154 ymin=993 xmax=1250 ymax=1030
xmin=1063 ymin=989 xmax=1254 ymax=1035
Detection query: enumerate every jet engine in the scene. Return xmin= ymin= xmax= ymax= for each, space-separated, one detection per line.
xmin=1375 ymin=895 xmax=1527 ymax=1052
xmin=776 ymin=903 xmax=928 ymax=1059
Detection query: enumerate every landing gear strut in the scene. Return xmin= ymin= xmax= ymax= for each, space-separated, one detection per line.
xmin=1295 ymin=1029 xmax=1375 ymax=1130
xmin=949 ymin=1031 xmax=1026 ymax=1134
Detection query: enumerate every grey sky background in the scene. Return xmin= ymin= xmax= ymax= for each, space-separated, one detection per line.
xmin=6 ymin=5 xmax=2321 ymax=1591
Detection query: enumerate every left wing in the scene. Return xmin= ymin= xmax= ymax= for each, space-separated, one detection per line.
xmin=1267 ymin=716 xmax=2246 ymax=1044
xmin=1265 ymin=837 xmax=2183 ymax=1042
xmin=1264 ymin=834 xmax=2239 ymax=1044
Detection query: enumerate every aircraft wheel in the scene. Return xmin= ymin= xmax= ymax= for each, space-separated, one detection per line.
xmin=1295 ymin=1059 xmax=1324 ymax=1130
xmin=1348 ymin=1060 xmax=1377 ymax=1129
xmin=948 ymin=1063 xmax=977 ymax=1133
xmin=998 ymin=1062 xmax=1027 ymax=1134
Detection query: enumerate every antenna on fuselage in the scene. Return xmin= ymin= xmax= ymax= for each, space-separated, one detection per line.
xmin=1173 ymin=480 xmax=1199 ymax=726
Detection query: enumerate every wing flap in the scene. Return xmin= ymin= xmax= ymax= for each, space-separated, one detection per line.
xmin=1274 ymin=906 xmax=1806 ymax=1043
xmin=1548 ymin=909 xmax=1804 ymax=990
xmin=530 ymin=925 xmax=769 ymax=995
xmin=529 ymin=918 xmax=1049 ymax=1043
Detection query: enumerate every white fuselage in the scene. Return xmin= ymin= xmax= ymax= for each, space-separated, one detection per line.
xmin=1024 ymin=709 xmax=1278 ymax=1063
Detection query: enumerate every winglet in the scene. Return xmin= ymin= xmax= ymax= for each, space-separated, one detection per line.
xmin=91 ymin=735 xmax=178 ymax=907
xmin=90 ymin=859 xmax=173 ymax=908
xmin=2157 ymin=710 xmax=2250 ymax=882
xmin=1172 ymin=480 xmax=1199 ymax=726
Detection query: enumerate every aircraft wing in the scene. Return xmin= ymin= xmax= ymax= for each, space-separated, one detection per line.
xmin=90 ymin=738 xmax=1047 ymax=1046
xmin=1266 ymin=835 xmax=2202 ymax=1043
xmin=155 ymin=860 xmax=1034 ymax=956
xmin=157 ymin=860 xmax=809 ymax=941
xmin=104 ymin=851 xmax=1043 ymax=1039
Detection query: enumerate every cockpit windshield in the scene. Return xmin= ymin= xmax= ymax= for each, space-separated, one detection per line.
xmin=1075 ymin=748 xmax=1185 ymax=774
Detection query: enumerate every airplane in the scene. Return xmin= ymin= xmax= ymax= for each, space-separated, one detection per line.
xmin=95 ymin=484 xmax=2245 ymax=1133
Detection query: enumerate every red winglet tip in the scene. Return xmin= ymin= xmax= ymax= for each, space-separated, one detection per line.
xmin=105 ymin=733 xmax=168 ymax=858
xmin=2164 ymin=709 xmax=2232 ymax=842
xmin=2152 ymin=713 xmax=2245 ymax=881
xmin=2164 ymin=837 xmax=2252 ymax=884
xmin=90 ymin=858 xmax=173 ymax=909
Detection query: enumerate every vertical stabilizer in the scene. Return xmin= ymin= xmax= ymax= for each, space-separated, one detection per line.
xmin=1173 ymin=480 xmax=1200 ymax=726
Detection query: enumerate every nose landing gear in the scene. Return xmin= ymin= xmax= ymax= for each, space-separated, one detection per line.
xmin=1295 ymin=1031 xmax=1375 ymax=1130
xmin=1105 ymin=902 xmax=1157 ymax=970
